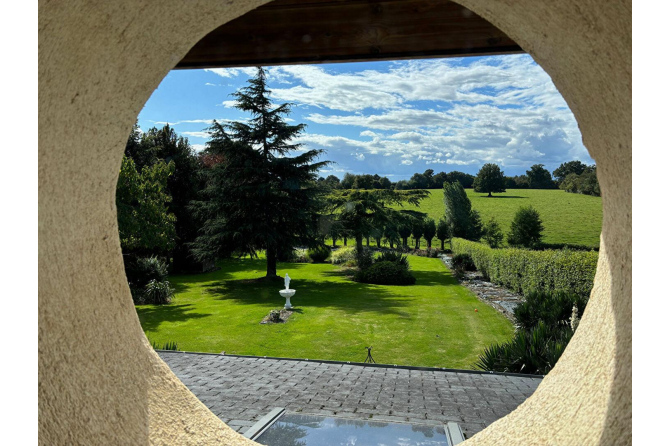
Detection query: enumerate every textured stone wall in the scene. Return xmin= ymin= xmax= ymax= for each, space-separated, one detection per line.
xmin=38 ymin=0 xmax=631 ymax=444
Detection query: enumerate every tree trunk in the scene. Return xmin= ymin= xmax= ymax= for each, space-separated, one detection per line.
xmin=366 ymin=237 xmax=370 ymax=247
xmin=441 ymin=239 xmax=445 ymax=250
xmin=488 ymin=191 xmax=492 ymax=197
xmin=343 ymin=237 xmax=347 ymax=246
xmin=356 ymin=235 xmax=364 ymax=253
xmin=375 ymin=237 xmax=381 ymax=247
xmin=415 ymin=238 xmax=420 ymax=249
xmin=427 ymin=239 xmax=432 ymax=248
xmin=266 ymin=247 xmax=277 ymax=278
xmin=332 ymin=238 xmax=336 ymax=248
xmin=389 ymin=240 xmax=394 ymax=249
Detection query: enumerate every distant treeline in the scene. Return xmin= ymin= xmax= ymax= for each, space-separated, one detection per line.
xmin=319 ymin=161 xmax=599 ymax=196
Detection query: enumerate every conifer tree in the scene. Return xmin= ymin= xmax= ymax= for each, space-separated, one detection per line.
xmin=190 ymin=67 xmax=329 ymax=278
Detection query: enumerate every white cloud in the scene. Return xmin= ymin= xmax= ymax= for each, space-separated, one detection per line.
xmin=205 ymin=67 xmax=258 ymax=78
xmin=353 ymin=153 xmax=365 ymax=161
xmin=182 ymin=131 xmax=210 ymax=139
xmin=401 ymin=159 xmax=413 ymax=165
xmin=191 ymin=144 xmax=206 ymax=152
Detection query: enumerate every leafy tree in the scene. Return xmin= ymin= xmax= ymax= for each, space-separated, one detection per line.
xmin=398 ymin=219 xmax=412 ymax=248
xmin=383 ymin=220 xmax=400 ymax=249
xmin=371 ymin=226 xmax=383 ymax=247
xmin=116 ymin=156 xmax=176 ymax=255
xmin=482 ymin=217 xmax=504 ymax=248
xmin=408 ymin=172 xmax=430 ymax=189
xmin=507 ymin=206 xmax=544 ymax=249
xmin=473 ymin=163 xmax=506 ymax=197
xmin=526 ymin=164 xmax=555 ymax=189
xmin=327 ymin=217 xmax=343 ymax=247
xmin=423 ymin=218 xmax=437 ymax=248
xmin=394 ymin=180 xmax=410 ymax=190
xmin=553 ymin=160 xmax=588 ymax=185
xmin=411 ymin=219 xmax=424 ymax=249
xmin=443 ymin=182 xmax=473 ymax=238
xmin=327 ymin=189 xmax=429 ymax=253
xmin=444 ymin=171 xmax=475 ymax=188
xmin=559 ymin=166 xmax=600 ymax=196
xmin=190 ymin=67 xmax=329 ymax=278
xmin=468 ymin=209 xmax=484 ymax=241
xmin=436 ymin=218 xmax=451 ymax=250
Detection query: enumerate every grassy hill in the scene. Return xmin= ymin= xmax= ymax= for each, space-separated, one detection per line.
xmin=389 ymin=189 xmax=602 ymax=248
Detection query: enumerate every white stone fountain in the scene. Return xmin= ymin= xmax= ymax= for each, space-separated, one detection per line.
xmin=279 ymin=273 xmax=295 ymax=309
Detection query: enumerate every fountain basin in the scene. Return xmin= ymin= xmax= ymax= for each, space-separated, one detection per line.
xmin=279 ymin=289 xmax=295 ymax=309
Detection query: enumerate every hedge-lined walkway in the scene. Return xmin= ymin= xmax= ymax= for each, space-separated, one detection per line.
xmin=159 ymin=351 xmax=542 ymax=439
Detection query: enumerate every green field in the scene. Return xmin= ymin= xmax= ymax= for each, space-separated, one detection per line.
xmin=138 ymin=255 xmax=514 ymax=369
xmin=386 ymin=189 xmax=602 ymax=248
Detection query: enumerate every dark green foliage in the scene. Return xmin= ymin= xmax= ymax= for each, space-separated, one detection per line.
xmin=355 ymin=247 xmax=374 ymax=270
xmin=398 ymin=220 xmax=412 ymax=248
xmin=376 ymin=251 xmax=410 ymax=270
xmin=144 ymin=279 xmax=174 ymax=305
xmin=116 ymin=156 xmax=176 ymax=255
xmin=553 ymin=160 xmax=588 ymax=184
xmin=423 ymin=218 xmax=436 ymax=248
xmin=474 ymin=321 xmax=573 ymax=375
xmin=482 ymin=217 xmax=504 ymax=248
xmin=436 ymin=218 xmax=450 ymax=250
xmin=411 ymin=218 xmax=424 ymax=249
xmin=473 ymin=163 xmax=506 ymax=197
xmin=507 ymin=206 xmax=544 ymax=249
xmin=383 ymin=219 xmax=401 ymax=249
xmin=339 ymin=173 xmax=393 ymax=190
xmin=190 ymin=67 xmax=329 ymax=278
xmin=152 ymin=340 xmax=179 ymax=351
xmin=526 ymin=164 xmax=556 ymax=189
xmin=559 ymin=167 xmax=600 ymax=197
xmin=451 ymin=253 xmax=476 ymax=271
xmin=307 ymin=245 xmax=331 ymax=263
xmin=476 ymin=289 xmax=588 ymax=374
xmin=442 ymin=171 xmax=475 ymax=189
xmin=125 ymin=256 xmax=169 ymax=291
xmin=514 ymin=290 xmax=588 ymax=332
xmin=354 ymin=261 xmax=416 ymax=285
xmin=327 ymin=189 xmax=429 ymax=253
xmin=451 ymin=238 xmax=598 ymax=298
xmin=443 ymin=182 xmax=481 ymax=242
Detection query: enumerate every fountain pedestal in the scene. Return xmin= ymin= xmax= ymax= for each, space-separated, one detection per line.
xmin=279 ymin=289 xmax=295 ymax=309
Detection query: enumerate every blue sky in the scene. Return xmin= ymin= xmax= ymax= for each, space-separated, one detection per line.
xmin=138 ymin=54 xmax=593 ymax=180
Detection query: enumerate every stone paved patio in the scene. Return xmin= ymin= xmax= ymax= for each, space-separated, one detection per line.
xmin=158 ymin=352 xmax=542 ymax=439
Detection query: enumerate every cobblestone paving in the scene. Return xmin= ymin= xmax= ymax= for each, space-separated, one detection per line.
xmin=159 ymin=352 xmax=542 ymax=439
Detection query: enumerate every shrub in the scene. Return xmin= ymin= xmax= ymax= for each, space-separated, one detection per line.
xmin=331 ymin=246 xmax=357 ymax=265
xmin=474 ymin=321 xmax=573 ymax=375
xmin=507 ymin=206 xmax=544 ymax=249
xmin=451 ymin=253 xmax=476 ymax=271
xmin=355 ymin=247 xmax=374 ymax=270
xmin=126 ymin=256 xmax=169 ymax=288
xmin=514 ymin=290 xmax=588 ymax=332
xmin=354 ymin=261 xmax=416 ymax=285
xmin=307 ymin=245 xmax=331 ymax=263
xmin=375 ymin=250 xmax=410 ymax=269
xmin=451 ymin=238 xmax=598 ymax=298
xmin=152 ymin=340 xmax=179 ymax=351
xmin=482 ymin=217 xmax=504 ymax=248
xmin=144 ymin=279 xmax=174 ymax=305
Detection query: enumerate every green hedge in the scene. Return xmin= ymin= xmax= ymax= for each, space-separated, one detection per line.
xmin=451 ymin=238 xmax=598 ymax=298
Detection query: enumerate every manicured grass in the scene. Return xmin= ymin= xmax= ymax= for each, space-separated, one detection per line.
xmin=137 ymin=256 xmax=514 ymax=369
xmin=387 ymin=189 xmax=602 ymax=248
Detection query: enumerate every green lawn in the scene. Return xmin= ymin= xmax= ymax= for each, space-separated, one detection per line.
xmin=387 ymin=189 xmax=602 ymax=248
xmin=137 ymin=256 xmax=514 ymax=369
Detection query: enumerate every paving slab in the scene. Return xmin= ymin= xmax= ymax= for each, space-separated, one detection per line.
xmin=158 ymin=352 xmax=541 ymax=439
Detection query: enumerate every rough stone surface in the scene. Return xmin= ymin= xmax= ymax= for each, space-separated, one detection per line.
xmin=39 ymin=0 xmax=631 ymax=444
xmin=159 ymin=352 xmax=541 ymax=439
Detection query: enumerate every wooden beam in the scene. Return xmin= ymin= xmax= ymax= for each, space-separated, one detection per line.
xmin=177 ymin=0 xmax=523 ymax=69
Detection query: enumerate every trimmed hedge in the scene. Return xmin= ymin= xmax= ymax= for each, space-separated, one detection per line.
xmin=451 ymin=238 xmax=598 ymax=298
xmin=354 ymin=261 xmax=416 ymax=285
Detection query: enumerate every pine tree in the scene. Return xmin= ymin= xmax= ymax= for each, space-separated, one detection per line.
xmin=190 ymin=67 xmax=329 ymax=278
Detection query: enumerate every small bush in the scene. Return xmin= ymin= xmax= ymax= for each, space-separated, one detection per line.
xmin=307 ymin=245 xmax=331 ymax=263
xmin=144 ymin=279 xmax=174 ymax=305
xmin=354 ymin=261 xmax=416 ymax=285
xmin=474 ymin=321 xmax=573 ymax=375
xmin=355 ymin=247 xmax=374 ymax=270
xmin=514 ymin=290 xmax=588 ymax=332
xmin=126 ymin=256 xmax=169 ymax=288
xmin=152 ymin=340 xmax=179 ymax=351
xmin=375 ymin=251 xmax=410 ymax=269
xmin=331 ymin=246 xmax=357 ymax=265
xmin=483 ymin=217 xmax=504 ymax=248
xmin=451 ymin=253 xmax=476 ymax=271
xmin=507 ymin=206 xmax=544 ymax=249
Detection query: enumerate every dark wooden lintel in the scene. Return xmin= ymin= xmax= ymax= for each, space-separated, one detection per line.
xmin=177 ymin=0 xmax=523 ymax=69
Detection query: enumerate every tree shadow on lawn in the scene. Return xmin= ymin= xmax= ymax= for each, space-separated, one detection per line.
xmin=204 ymin=277 xmax=413 ymax=317
xmin=136 ymin=304 xmax=212 ymax=333
xmin=474 ymin=195 xmax=528 ymax=199
xmin=411 ymin=269 xmax=461 ymax=287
